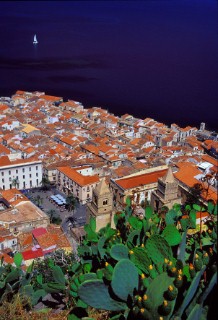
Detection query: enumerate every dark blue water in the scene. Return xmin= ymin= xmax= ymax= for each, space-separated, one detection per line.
xmin=0 ymin=1 xmax=217 ymax=131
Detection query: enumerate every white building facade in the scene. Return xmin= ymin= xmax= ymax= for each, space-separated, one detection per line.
xmin=0 ymin=159 xmax=42 ymax=190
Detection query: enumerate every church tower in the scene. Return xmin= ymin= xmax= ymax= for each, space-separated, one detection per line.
xmin=86 ymin=178 xmax=113 ymax=231
xmin=151 ymin=167 xmax=181 ymax=211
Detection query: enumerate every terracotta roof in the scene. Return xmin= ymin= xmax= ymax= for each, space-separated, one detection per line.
xmin=36 ymin=233 xmax=57 ymax=250
xmin=115 ymin=169 xmax=167 ymax=190
xmin=201 ymin=155 xmax=218 ymax=167
xmin=32 ymin=227 xmax=47 ymax=238
xmin=0 ymin=253 xmax=14 ymax=264
xmin=58 ymin=166 xmax=99 ymax=187
xmin=22 ymin=248 xmax=44 ymax=260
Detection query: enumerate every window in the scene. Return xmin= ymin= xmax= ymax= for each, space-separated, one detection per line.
xmin=30 ymin=180 xmax=32 ymax=187
xmin=2 ymin=179 xmax=4 ymax=183
xmin=9 ymin=177 xmax=12 ymax=181
xmin=9 ymin=170 xmax=11 ymax=175
xmin=23 ymin=175 xmax=25 ymax=179
xmin=16 ymin=169 xmax=18 ymax=174
xmin=103 ymin=199 xmax=108 ymax=205
xmin=29 ymin=174 xmax=32 ymax=178
xmin=87 ymin=194 xmax=90 ymax=199
xmin=36 ymin=166 xmax=38 ymax=170
xmin=36 ymin=179 xmax=38 ymax=186
xmin=29 ymin=167 xmax=31 ymax=171
xmin=22 ymin=168 xmax=25 ymax=173
xmin=1 ymin=172 xmax=4 ymax=176
xmin=36 ymin=173 xmax=38 ymax=177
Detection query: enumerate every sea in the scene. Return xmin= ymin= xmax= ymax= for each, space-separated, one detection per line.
xmin=0 ymin=1 xmax=217 ymax=131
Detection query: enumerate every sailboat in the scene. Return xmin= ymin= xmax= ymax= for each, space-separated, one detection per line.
xmin=33 ymin=34 xmax=38 ymax=44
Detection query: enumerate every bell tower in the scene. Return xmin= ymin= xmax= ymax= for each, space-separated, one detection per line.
xmin=151 ymin=167 xmax=181 ymax=211
xmin=86 ymin=178 xmax=113 ymax=231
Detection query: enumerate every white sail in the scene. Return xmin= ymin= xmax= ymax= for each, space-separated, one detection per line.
xmin=33 ymin=34 xmax=38 ymax=44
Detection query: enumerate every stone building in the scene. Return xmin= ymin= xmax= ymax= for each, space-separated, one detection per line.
xmin=86 ymin=178 xmax=114 ymax=231
xmin=150 ymin=167 xmax=181 ymax=211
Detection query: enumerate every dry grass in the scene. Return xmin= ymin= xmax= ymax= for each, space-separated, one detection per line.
xmin=0 ymin=294 xmax=69 ymax=320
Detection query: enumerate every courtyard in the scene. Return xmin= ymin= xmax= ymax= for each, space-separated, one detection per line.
xmin=21 ymin=187 xmax=87 ymax=232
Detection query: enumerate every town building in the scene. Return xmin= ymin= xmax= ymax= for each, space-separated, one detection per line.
xmin=57 ymin=165 xmax=100 ymax=204
xmin=0 ymin=189 xmax=49 ymax=234
xmin=110 ymin=165 xmax=168 ymax=208
xmin=0 ymin=156 xmax=42 ymax=190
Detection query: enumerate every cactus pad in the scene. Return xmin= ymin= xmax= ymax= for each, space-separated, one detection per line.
xmin=146 ymin=234 xmax=172 ymax=266
xmin=78 ymin=279 xmax=126 ymax=311
xmin=111 ymin=259 xmax=139 ymax=301
xmin=130 ymin=247 xmax=152 ymax=275
xmin=110 ymin=244 xmax=129 ymax=261
xmin=146 ymin=272 xmax=174 ymax=318
xmin=162 ymin=225 xmax=182 ymax=246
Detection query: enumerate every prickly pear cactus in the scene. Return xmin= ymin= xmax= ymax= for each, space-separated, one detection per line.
xmin=78 ymin=279 xmax=126 ymax=311
xmin=146 ymin=272 xmax=175 ymax=318
xmin=129 ymin=246 xmax=152 ymax=275
xmin=111 ymin=259 xmax=139 ymax=301
xmin=110 ymin=244 xmax=129 ymax=261
xmin=162 ymin=225 xmax=182 ymax=246
xmin=146 ymin=234 xmax=173 ymax=267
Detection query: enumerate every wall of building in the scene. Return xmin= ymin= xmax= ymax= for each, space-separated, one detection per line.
xmin=0 ymin=161 xmax=42 ymax=190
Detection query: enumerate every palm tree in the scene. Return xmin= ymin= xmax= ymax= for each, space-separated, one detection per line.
xmin=47 ymin=209 xmax=57 ymax=223
xmin=66 ymin=216 xmax=77 ymax=228
xmin=40 ymin=176 xmax=51 ymax=191
xmin=11 ymin=177 xmax=20 ymax=189
xmin=66 ymin=193 xmax=78 ymax=212
xmin=35 ymin=195 xmax=43 ymax=207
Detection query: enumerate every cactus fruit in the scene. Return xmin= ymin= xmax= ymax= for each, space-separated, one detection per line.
xmin=142 ymin=294 xmax=152 ymax=310
xmin=194 ymin=257 xmax=203 ymax=271
xmin=136 ymin=295 xmax=143 ymax=308
xmin=202 ymin=252 xmax=209 ymax=265
xmin=149 ymin=264 xmax=157 ymax=279
xmin=105 ymin=262 xmax=114 ymax=273
xmin=189 ymin=264 xmax=196 ymax=278
xmin=139 ymin=307 xmax=153 ymax=320
xmin=165 ymin=285 xmax=178 ymax=301
xmin=132 ymin=306 xmax=140 ymax=317
xmin=159 ymin=300 xmax=172 ymax=316
xmin=168 ymin=267 xmax=177 ymax=277
xmin=174 ymin=275 xmax=183 ymax=288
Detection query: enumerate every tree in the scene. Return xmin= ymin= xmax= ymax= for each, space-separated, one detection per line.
xmin=34 ymin=195 xmax=43 ymax=207
xmin=66 ymin=216 xmax=78 ymax=228
xmin=47 ymin=209 xmax=57 ymax=223
xmin=40 ymin=176 xmax=51 ymax=191
xmin=66 ymin=193 xmax=78 ymax=212
xmin=186 ymin=183 xmax=203 ymax=205
xmin=11 ymin=177 xmax=20 ymax=189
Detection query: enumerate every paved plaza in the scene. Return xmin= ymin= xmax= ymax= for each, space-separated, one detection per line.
xmin=22 ymin=187 xmax=87 ymax=232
